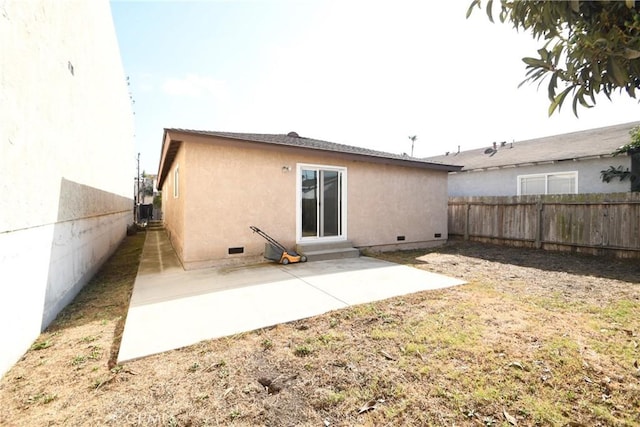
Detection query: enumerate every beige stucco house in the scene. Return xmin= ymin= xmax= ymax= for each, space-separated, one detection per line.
xmin=157 ymin=129 xmax=461 ymax=269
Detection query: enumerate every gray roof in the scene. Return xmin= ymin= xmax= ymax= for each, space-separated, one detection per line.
xmin=424 ymin=121 xmax=640 ymax=172
xmin=163 ymin=128 xmax=461 ymax=171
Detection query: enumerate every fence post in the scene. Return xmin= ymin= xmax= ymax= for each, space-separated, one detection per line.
xmin=535 ymin=198 xmax=543 ymax=249
xmin=464 ymin=203 xmax=470 ymax=241
xmin=601 ymin=205 xmax=609 ymax=247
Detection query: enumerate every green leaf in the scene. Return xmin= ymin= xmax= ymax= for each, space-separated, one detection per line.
xmin=486 ymin=0 xmax=494 ymax=23
xmin=548 ymin=73 xmax=558 ymax=101
xmin=466 ymin=0 xmax=481 ymax=19
xmin=498 ymin=7 xmax=508 ymax=23
xmin=592 ymin=61 xmax=601 ymax=85
xmin=548 ymin=86 xmax=573 ymax=116
xmin=520 ymin=68 xmax=546 ymax=88
xmin=551 ymin=42 xmax=564 ymax=67
xmin=577 ymin=91 xmax=592 ymax=109
xmin=607 ymin=57 xmax=629 ymax=86
xmin=537 ymin=48 xmax=549 ymax=61
xmin=522 ymin=57 xmax=550 ymax=68
xmin=627 ymin=84 xmax=636 ymax=98
xmin=571 ymin=88 xmax=593 ymax=116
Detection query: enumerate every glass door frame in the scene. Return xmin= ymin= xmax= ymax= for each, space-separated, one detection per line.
xmin=296 ymin=163 xmax=347 ymax=244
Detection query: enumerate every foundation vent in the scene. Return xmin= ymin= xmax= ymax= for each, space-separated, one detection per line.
xmin=397 ymin=236 xmax=406 ymax=241
xmin=228 ymin=247 xmax=244 ymax=255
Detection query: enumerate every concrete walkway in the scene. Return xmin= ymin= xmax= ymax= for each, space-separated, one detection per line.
xmin=118 ymin=230 xmax=466 ymax=362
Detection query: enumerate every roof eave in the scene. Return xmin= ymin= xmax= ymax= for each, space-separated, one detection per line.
xmin=163 ymin=128 xmax=462 ymax=172
xmin=157 ymin=129 xmax=182 ymax=188
xmin=457 ymin=153 xmax=617 ymax=172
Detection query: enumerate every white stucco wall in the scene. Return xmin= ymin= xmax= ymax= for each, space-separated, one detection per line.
xmin=448 ymin=157 xmax=631 ymax=197
xmin=0 ymin=1 xmax=134 ymax=377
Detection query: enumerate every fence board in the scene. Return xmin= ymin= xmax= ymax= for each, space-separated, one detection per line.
xmin=448 ymin=193 xmax=640 ymax=258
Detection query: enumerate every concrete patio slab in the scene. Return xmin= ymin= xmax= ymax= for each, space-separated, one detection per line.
xmin=287 ymin=257 xmax=464 ymax=306
xmin=118 ymin=231 xmax=466 ymax=363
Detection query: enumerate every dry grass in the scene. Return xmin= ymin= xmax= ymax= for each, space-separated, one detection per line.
xmin=1 ymin=235 xmax=639 ymax=426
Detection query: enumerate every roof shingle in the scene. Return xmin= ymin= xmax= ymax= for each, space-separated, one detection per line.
xmin=158 ymin=128 xmax=462 ymax=187
xmin=424 ymin=121 xmax=640 ymax=171
xmin=166 ymin=128 xmax=447 ymax=162
xmin=162 ymin=127 xmax=459 ymax=169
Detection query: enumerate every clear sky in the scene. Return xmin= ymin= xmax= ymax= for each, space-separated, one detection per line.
xmin=110 ymin=0 xmax=639 ymax=174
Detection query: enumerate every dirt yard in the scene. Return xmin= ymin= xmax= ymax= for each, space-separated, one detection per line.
xmin=1 ymin=234 xmax=639 ymax=426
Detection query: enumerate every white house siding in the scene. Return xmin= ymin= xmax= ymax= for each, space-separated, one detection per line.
xmin=0 ymin=1 xmax=134 ymax=377
xmin=448 ymin=157 xmax=631 ymax=197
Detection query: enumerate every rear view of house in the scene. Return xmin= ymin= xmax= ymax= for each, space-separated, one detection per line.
xmin=157 ymin=129 xmax=460 ymax=269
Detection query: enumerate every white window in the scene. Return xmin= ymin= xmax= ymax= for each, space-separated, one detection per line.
xmin=517 ymin=171 xmax=577 ymax=195
xmin=173 ymin=165 xmax=179 ymax=198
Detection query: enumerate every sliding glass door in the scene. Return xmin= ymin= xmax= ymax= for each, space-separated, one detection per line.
xmin=299 ymin=165 xmax=345 ymax=241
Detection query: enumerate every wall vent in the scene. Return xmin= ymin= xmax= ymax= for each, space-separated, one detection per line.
xmin=397 ymin=235 xmax=405 ymax=241
xmin=434 ymin=233 xmax=442 ymax=238
xmin=228 ymin=247 xmax=244 ymax=255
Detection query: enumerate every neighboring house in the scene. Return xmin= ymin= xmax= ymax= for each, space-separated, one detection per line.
xmin=0 ymin=1 xmax=134 ymax=376
xmin=134 ymin=174 xmax=159 ymax=221
xmin=157 ymin=129 xmax=460 ymax=269
xmin=425 ymin=122 xmax=640 ymax=197
xmin=134 ymin=174 xmax=158 ymax=205
xmin=134 ymin=176 xmax=155 ymax=205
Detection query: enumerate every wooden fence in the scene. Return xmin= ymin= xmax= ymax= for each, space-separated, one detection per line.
xmin=448 ymin=193 xmax=640 ymax=258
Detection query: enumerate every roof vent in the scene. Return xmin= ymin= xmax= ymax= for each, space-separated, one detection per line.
xmin=287 ymin=131 xmax=300 ymax=138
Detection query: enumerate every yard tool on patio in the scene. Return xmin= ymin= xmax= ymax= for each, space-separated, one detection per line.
xmin=250 ymin=226 xmax=307 ymax=265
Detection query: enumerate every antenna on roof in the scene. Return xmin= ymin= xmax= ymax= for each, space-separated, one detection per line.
xmin=408 ymin=135 xmax=417 ymax=157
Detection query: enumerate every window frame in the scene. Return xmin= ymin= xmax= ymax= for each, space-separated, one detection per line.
xmin=296 ymin=163 xmax=347 ymax=244
xmin=173 ymin=165 xmax=179 ymax=198
xmin=517 ymin=171 xmax=578 ymax=195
